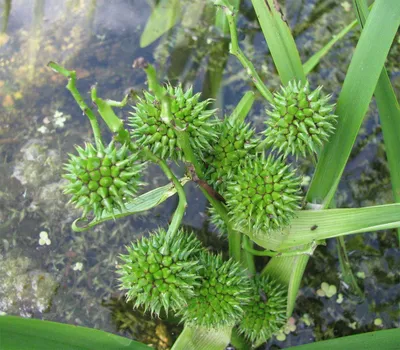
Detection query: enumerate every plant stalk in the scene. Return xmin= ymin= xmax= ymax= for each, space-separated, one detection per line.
xmin=214 ymin=0 xmax=274 ymax=103
xmin=47 ymin=61 xmax=103 ymax=150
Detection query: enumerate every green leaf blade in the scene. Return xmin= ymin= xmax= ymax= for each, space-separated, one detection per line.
xmin=287 ymin=329 xmax=400 ymax=350
xmin=140 ymin=0 xmax=181 ymax=48
xmin=171 ymin=325 xmax=232 ymax=350
xmin=251 ymin=0 xmax=306 ymax=84
xmin=307 ymin=0 xmax=400 ymax=206
xmin=262 ymin=254 xmax=310 ymax=316
xmin=72 ymin=177 xmax=190 ymax=232
xmin=245 ymin=204 xmax=400 ymax=251
xmin=0 ymin=316 xmax=151 ymax=350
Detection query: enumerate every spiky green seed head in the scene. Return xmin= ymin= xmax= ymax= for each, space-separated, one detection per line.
xmin=225 ymin=154 xmax=302 ymax=233
xmin=63 ymin=142 xmax=144 ymax=219
xmin=263 ymin=81 xmax=337 ymax=158
xmin=239 ymin=275 xmax=287 ymax=344
xmin=117 ymin=228 xmax=203 ymax=316
xmin=208 ymin=205 xmax=227 ymax=233
xmin=180 ymin=253 xmax=251 ymax=328
xmin=204 ymin=118 xmax=260 ymax=192
xmin=129 ymin=85 xmax=218 ymax=160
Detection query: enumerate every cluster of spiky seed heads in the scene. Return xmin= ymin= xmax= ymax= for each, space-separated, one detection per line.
xmin=63 ymin=142 xmax=144 ymax=219
xmin=239 ymin=275 xmax=287 ymax=343
xmin=129 ymin=85 xmax=218 ymax=161
xmin=61 ymin=77 xmax=338 ymax=344
xmin=263 ymin=81 xmax=337 ymax=158
xmin=117 ymin=228 xmax=288 ymax=341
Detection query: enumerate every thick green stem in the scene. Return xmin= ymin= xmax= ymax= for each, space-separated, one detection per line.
xmin=214 ymin=0 xmax=274 ymax=103
xmin=90 ymin=84 xmax=131 ymax=143
xmin=47 ymin=61 xmax=103 ymax=150
xmin=241 ymin=235 xmax=256 ymax=275
xmin=135 ymin=59 xmax=248 ymax=265
xmin=230 ymin=328 xmax=251 ymax=350
xmin=143 ymin=150 xmax=187 ymax=243
xmin=337 ymin=236 xmax=364 ymax=298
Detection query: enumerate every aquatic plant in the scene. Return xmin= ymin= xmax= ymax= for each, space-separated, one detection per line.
xmin=117 ymin=228 xmax=202 ymax=315
xmin=63 ymin=142 xmax=144 ymax=219
xmin=129 ymin=85 xmax=217 ymax=161
xmin=263 ymin=81 xmax=337 ymax=158
xmin=225 ymin=154 xmax=302 ymax=233
xmin=48 ymin=0 xmax=400 ymax=348
xmin=239 ymin=275 xmax=287 ymax=344
xmin=180 ymin=253 xmax=251 ymax=328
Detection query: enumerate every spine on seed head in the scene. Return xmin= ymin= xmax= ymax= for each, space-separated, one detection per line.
xmin=129 ymin=84 xmax=218 ymax=161
xmin=225 ymin=154 xmax=302 ymax=234
xmin=263 ymin=81 xmax=337 ymax=158
xmin=117 ymin=228 xmax=203 ymax=316
xmin=63 ymin=141 xmax=144 ymax=219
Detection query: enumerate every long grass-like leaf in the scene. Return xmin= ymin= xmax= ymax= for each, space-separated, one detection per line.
xmin=353 ymin=0 xmax=400 ymax=243
xmin=286 ymin=328 xmax=400 ymax=350
xmin=251 ymin=0 xmax=306 ymax=84
xmin=303 ymin=18 xmax=357 ymax=74
xmin=262 ymin=254 xmax=310 ymax=316
xmin=306 ymin=0 xmax=400 ymax=206
xmin=171 ymin=325 xmax=232 ymax=350
xmin=140 ymin=0 xmax=181 ymax=48
xmin=72 ymin=177 xmax=190 ymax=232
xmin=241 ymin=203 xmax=400 ymax=251
xmin=0 ymin=316 xmax=151 ymax=350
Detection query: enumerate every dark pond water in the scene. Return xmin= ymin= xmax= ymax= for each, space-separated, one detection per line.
xmin=0 ymin=0 xmax=399 ymax=349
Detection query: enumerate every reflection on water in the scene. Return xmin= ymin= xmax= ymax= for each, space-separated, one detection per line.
xmin=0 ymin=0 xmax=399 ymax=349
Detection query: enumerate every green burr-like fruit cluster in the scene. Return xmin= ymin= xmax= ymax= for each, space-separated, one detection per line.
xmin=263 ymin=81 xmax=336 ymax=158
xmin=117 ymin=228 xmax=202 ymax=315
xmin=129 ymin=85 xmax=218 ymax=160
xmin=226 ymin=155 xmax=302 ymax=233
xmin=239 ymin=275 xmax=287 ymax=344
xmin=180 ymin=253 xmax=251 ymax=327
xmin=63 ymin=142 xmax=143 ymax=219
xmin=204 ymin=118 xmax=259 ymax=192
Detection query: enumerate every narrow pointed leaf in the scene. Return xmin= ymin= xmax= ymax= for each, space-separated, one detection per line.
xmin=171 ymin=325 xmax=232 ymax=350
xmin=242 ymin=203 xmax=400 ymax=251
xmin=262 ymin=254 xmax=310 ymax=316
xmin=72 ymin=177 xmax=190 ymax=232
xmin=307 ymin=0 xmax=400 ymax=206
xmin=303 ymin=18 xmax=357 ymax=74
xmin=251 ymin=0 xmax=306 ymax=84
xmin=0 ymin=316 xmax=151 ymax=350
xmin=353 ymin=0 xmax=400 ymax=243
xmin=229 ymin=91 xmax=255 ymax=124
xmin=140 ymin=0 xmax=181 ymax=48
xmin=287 ymin=328 xmax=400 ymax=350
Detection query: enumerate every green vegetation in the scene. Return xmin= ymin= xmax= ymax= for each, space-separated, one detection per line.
xmin=3 ymin=0 xmax=398 ymax=349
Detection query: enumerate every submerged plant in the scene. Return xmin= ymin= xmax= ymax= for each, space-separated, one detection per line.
xmin=117 ymin=228 xmax=202 ymax=315
xmin=63 ymin=142 xmax=144 ymax=219
xmin=263 ymin=81 xmax=337 ymax=158
xmin=129 ymin=85 xmax=218 ymax=161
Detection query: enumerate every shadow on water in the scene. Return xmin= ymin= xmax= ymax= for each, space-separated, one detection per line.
xmin=0 ymin=0 xmax=398 ymax=349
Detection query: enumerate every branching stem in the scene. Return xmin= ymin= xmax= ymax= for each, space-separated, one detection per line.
xmin=213 ymin=0 xmax=274 ymax=103
xmin=48 ymin=61 xmax=103 ymax=150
